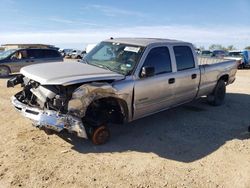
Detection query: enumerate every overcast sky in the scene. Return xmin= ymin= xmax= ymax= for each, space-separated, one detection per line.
xmin=1 ymin=0 xmax=250 ymax=49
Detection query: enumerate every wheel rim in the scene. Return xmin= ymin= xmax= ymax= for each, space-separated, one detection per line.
xmin=92 ymin=126 xmax=110 ymax=145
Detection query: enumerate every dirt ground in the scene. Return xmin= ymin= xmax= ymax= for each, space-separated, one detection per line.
xmin=0 ymin=69 xmax=249 ymax=188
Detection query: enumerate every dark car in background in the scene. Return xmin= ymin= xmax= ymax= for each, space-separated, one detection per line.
xmin=201 ymin=50 xmax=213 ymax=56
xmin=212 ymin=50 xmax=228 ymax=58
xmin=0 ymin=48 xmax=63 ymax=77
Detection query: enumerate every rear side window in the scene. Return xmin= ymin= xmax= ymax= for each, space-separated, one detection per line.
xmin=174 ymin=46 xmax=195 ymax=71
xmin=27 ymin=49 xmax=43 ymax=58
xmin=42 ymin=49 xmax=61 ymax=58
xmin=143 ymin=47 xmax=172 ymax=75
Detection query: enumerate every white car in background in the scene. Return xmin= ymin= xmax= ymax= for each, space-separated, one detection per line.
xmin=70 ymin=50 xmax=86 ymax=59
xmin=224 ymin=51 xmax=243 ymax=68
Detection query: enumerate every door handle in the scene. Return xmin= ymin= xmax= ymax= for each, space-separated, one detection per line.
xmin=191 ymin=74 xmax=197 ymax=79
xmin=168 ymin=78 xmax=175 ymax=84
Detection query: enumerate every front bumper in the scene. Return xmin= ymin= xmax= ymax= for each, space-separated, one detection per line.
xmin=11 ymin=96 xmax=88 ymax=139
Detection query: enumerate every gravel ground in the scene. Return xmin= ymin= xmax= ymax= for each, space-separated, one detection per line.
xmin=0 ymin=69 xmax=249 ymax=188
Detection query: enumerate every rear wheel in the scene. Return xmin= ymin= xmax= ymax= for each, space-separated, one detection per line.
xmin=91 ymin=125 xmax=110 ymax=145
xmin=0 ymin=66 xmax=10 ymax=77
xmin=207 ymin=80 xmax=226 ymax=106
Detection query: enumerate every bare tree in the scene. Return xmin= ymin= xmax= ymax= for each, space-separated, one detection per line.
xmin=245 ymin=46 xmax=250 ymax=50
xmin=209 ymin=44 xmax=226 ymax=50
xmin=209 ymin=44 xmax=236 ymax=51
xmin=227 ymin=45 xmax=236 ymax=51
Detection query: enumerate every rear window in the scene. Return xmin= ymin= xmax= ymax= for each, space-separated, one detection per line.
xmin=174 ymin=46 xmax=195 ymax=71
xmin=42 ymin=49 xmax=61 ymax=58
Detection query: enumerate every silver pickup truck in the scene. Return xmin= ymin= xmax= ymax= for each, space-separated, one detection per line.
xmin=7 ymin=38 xmax=237 ymax=144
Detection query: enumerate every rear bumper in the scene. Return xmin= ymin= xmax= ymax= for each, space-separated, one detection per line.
xmin=11 ymin=96 xmax=88 ymax=139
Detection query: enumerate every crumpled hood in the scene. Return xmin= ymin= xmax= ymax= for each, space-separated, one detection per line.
xmin=21 ymin=62 xmax=125 ymax=85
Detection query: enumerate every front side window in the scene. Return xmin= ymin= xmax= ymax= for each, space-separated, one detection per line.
xmin=0 ymin=49 xmax=17 ymax=60
xmin=174 ymin=46 xmax=195 ymax=71
xmin=10 ymin=50 xmax=28 ymax=60
xmin=143 ymin=47 xmax=172 ymax=75
xmin=84 ymin=42 xmax=144 ymax=75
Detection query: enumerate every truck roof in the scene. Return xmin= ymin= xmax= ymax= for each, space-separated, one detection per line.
xmin=104 ymin=38 xmax=189 ymax=47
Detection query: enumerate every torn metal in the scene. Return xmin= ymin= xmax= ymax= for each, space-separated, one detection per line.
xmin=68 ymin=82 xmax=128 ymax=118
xmin=10 ymin=76 xmax=129 ymax=139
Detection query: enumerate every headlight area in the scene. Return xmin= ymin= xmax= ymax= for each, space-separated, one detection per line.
xmin=10 ymin=79 xmax=88 ymax=139
xmin=21 ymin=84 xmax=71 ymax=112
xmin=9 ymin=76 xmax=69 ymax=112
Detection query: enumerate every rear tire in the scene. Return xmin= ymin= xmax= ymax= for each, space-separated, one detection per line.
xmin=0 ymin=66 xmax=10 ymax=77
xmin=91 ymin=125 xmax=110 ymax=145
xmin=207 ymin=80 xmax=226 ymax=106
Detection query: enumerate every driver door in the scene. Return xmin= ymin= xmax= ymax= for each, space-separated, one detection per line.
xmin=9 ymin=50 xmax=31 ymax=72
xmin=133 ymin=46 xmax=175 ymax=120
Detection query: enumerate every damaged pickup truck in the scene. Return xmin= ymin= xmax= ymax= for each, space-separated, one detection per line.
xmin=7 ymin=38 xmax=237 ymax=144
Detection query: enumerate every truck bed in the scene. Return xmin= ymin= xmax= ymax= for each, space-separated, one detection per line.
xmin=198 ymin=56 xmax=232 ymax=65
xmin=197 ymin=56 xmax=237 ymax=97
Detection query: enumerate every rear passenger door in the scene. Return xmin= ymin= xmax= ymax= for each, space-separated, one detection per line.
xmin=172 ymin=46 xmax=200 ymax=104
xmin=134 ymin=46 xmax=176 ymax=119
xmin=26 ymin=49 xmax=43 ymax=65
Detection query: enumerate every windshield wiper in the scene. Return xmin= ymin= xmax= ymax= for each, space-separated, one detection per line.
xmin=99 ymin=64 xmax=113 ymax=71
xmin=90 ymin=62 xmax=113 ymax=71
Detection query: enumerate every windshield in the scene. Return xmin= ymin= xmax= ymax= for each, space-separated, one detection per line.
xmin=0 ymin=49 xmax=17 ymax=60
xmin=83 ymin=42 xmax=144 ymax=75
xmin=213 ymin=50 xmax=226 ymax=55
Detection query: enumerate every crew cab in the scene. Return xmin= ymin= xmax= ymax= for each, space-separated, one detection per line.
xmin=7 ymin=38 xmax=237 ymax=144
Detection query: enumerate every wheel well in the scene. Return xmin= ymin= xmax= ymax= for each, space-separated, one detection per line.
xmin=84 ymin=97 xmax=129 ymax=126
xmin=219 ymin=74 xmax=229 ymax=83
xmin=0 ymin=65 xmax=11 ymax=73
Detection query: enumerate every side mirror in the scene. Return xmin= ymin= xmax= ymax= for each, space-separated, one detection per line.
xmin=140 ymin=66 xmax=155 ymax=78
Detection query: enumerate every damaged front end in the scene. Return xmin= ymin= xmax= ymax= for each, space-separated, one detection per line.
xmin=11 ymin=96 xmax=87 ymax=138
xmin=8 ymin=75 xmax=128 ymax=140
xmin=8 ymin=75 xmax=88 ymax=139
